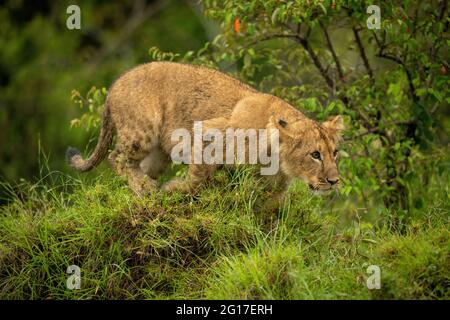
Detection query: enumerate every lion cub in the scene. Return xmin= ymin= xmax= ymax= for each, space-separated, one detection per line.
xmin=67 ymin=62 xmax=344 ymax=199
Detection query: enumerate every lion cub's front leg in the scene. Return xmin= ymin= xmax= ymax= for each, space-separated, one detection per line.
xmin=162 ymin=163 xmax=217 ymax=194
xmin=162 ymin=116 xmax=227 ymax=194
xmin=255 ymin=173 xmax=292 ymax=212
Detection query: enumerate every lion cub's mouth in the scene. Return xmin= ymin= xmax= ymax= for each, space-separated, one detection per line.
xmin=308 ymin=183 xmax=332 ymax=193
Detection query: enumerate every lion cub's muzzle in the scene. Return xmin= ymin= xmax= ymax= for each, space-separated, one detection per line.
xmin=308 ymin=177 xmax=340 ymax=192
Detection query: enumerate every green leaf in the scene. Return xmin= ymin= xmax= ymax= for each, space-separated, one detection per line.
xmin=271 ymin=8 xmax=280 ymax=24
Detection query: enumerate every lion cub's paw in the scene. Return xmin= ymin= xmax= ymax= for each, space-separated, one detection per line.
xmin=130 ymin=176 xmax=157 ymax=198
xmin=253 ymin=192 xmax=287 ymax=214
xmin=161 ymin=178 xmax=193 ymax=194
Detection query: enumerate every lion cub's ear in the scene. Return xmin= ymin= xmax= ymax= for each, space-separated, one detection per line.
xmin=322 ymin=115 xmax=345 ymax=141
xmin=269 ymin=116 xmax=294 ymax=139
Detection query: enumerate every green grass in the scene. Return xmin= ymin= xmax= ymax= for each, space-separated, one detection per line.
xmin=0 ymin=165 xmax=449 ymax=299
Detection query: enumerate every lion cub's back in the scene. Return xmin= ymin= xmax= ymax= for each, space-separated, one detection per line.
xmin=107 ymin=62 xmax=256 ymax=128
xmin=108 ymin=62 xmax=255 ymax=106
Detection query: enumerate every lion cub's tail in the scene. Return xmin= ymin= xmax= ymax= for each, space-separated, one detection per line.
xmin=66 ymin=103 xmax=114 ymax=172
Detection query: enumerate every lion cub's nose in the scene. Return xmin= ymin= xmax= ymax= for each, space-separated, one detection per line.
xmin=327 ymin=178 xmax=339 ymax=185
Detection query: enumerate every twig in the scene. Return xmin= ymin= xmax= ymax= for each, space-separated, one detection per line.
xmin=373 ymin=30 xmax=419 ymax=102
xmin=348 ymin=120 xmax=417 ymax=140
xmin=376 ymin=52 xmax=418 ymax=102
xmin=352 ymin=26 xmax=374 ymax=83
xmin=247 ymin=33 xmax=300 ymax=46
xmin=87 ymin=0 xmax=170 ymax=69
xmin=249 ymin=32 xmax=335 ymax=90
xmin=250 ymin=25 xmax=381 ymax=136
xmin=320 ymin=21 xmax=345 ymax=80
xmin=296 ymin=36 xmax=335 ymax=90
xmin=438 ymin=0 xmax=448 ymax=22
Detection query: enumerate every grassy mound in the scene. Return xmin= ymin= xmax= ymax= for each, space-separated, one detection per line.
xmin=0 ymin=167 xmax=448 ymax=299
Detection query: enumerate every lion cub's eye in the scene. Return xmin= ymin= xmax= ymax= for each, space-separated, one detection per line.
xmin=311 ymin=151 xmax=321 ymax=159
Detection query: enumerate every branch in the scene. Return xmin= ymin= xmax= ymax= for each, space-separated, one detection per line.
xmin=249 ymin=32 xmax=335 ymax=90
xmin=373 ymin=30 xmax=419 ymax=102
xmin=251 ymin=29 xmax=383 ymax=132
xmin=320 ymin=21 xmax=345 ymax=80
xmin=348 ymin=120 xmax=417 ymax=140
xmin=376 ymin=52 xmax=418 ymax=102
xmin=295 ymin=36 xmax=335 ymax=90
xmin=248 ymin=33 xmax=300 ymax=45
xmin=250 ymin=26 xmax=381 ymax=134
xmin=438 ymin=0 xmax=448 ymax=22
xmin=87 ymin=0 xmax=170 ymax=69
xmin=252 ymin=33 xmax=382 ymax=141
xmin=352 ymin=26 xmax=374 ymax=83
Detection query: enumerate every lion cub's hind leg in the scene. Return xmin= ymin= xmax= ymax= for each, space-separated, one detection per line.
xmin=109 ymin=139 xmax=158 ymax=197
xmin=140 ymin=146 xmax=170 ymax=180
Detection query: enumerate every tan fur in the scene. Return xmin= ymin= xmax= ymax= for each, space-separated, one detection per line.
xmin=67 ymin=62 xmax=344 ymax=197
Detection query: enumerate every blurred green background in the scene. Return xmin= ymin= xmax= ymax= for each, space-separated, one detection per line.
xmin=0 ymin=0 xmax=213 ymax=187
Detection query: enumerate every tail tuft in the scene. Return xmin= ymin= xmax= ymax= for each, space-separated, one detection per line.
xmin=66 ymin=103 xmax=114 ymax=172
xmin=66 ymin=147 xmax=81 ymax=165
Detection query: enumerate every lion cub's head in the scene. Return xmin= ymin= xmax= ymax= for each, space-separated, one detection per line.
xmin=272 ymin=115 xmax=345 ymax=192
